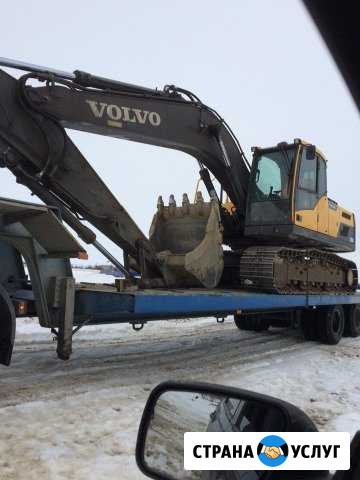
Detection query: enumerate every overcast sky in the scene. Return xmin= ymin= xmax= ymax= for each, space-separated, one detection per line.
xmin=1 ymin=0 xmax=359 ymax=266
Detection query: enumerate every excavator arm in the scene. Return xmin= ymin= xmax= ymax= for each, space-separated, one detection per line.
xmin=0 ymin=59 xmax=250 ymax=286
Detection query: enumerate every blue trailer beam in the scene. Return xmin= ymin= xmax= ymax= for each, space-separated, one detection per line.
xmin=73 ymin=288 xmax=360 ymax=326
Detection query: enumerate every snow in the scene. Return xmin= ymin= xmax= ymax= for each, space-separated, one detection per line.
xmin=0 ymin=269 xmax=359 ymax=479
xmin=71 ymin=268 xmax=120 ymax=285
xmin=144 ymin=391 xmax=217 ymax=478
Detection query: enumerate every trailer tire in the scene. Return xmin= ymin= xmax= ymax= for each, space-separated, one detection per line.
xmin=234 ymin=314 xmax=269 ymax=332
xmin=318 ymin=305 xmax=345 ymax=345
xmin=252 ymin=316 xmax=270 ymax=332
xmin=344 ymin=304 xmax=360 ymax=337
xmin=301 ymin=309 xmax=320 ymax=341
xmin=234 ymin=314 xmax=252 ymax=330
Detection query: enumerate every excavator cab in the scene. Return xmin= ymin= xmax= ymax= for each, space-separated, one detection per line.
xmin=244 ymin=139 xmax=356 ymax=253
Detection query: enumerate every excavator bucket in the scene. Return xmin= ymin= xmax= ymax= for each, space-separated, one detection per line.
xmin=149 ymin=192 xmax=224 ymax=288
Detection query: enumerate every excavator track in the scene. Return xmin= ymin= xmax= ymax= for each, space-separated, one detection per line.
xmin=235 ymin=247 xmax=358 ymax=294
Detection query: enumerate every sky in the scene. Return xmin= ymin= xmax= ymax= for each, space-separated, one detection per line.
xmin=1 ymin=0 xmax=359 ymax=267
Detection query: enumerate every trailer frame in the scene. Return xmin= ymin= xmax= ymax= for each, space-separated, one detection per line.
xmin=0 ymin=196 xmax=359 ymax=365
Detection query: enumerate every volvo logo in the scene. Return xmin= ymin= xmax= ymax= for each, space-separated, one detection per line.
xmin=85 ymin=100 xmax=161 ymax=128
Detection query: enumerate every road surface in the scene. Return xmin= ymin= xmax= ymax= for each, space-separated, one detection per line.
xmin=0 ymin=270 xmax=359 ymax=479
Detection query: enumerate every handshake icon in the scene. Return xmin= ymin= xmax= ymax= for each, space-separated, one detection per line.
xmin=264 ymin=446 xmax=283 ymax=459
xmin=258 ymin=442 xmax=289 ymax=459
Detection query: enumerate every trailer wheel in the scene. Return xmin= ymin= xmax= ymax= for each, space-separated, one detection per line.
xmin=234 ymin=314 xmax=269 ymax=332
xmin=318 ymin=305 xmax=345 ymax=345
xmin=234 ymin=314 xmax=252 ymax=330
xmin=301 ymin=309 xmax=320 ymax=341
xmin=252 ymin=316 xmax=270 ymax=332
xmin=344 ymin=304 xmax=360 ymax=337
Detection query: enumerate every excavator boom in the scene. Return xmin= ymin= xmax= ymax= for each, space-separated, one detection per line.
xmin=0 ymin=59 xmax=250 ymax=287
xmin=0 ymin=58 xmax=250 ymax=211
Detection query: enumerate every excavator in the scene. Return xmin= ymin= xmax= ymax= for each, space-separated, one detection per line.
xmin=0 ymin=58 xmax=357 ymax=295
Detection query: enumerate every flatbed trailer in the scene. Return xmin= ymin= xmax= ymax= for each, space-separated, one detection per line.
xmin=74 ymin=286 xmax=360 ymax=325
xmin=6 ymin=283 xmax=360 ymax=364
xmin=0 ymin=197 xmax=359 ymax=366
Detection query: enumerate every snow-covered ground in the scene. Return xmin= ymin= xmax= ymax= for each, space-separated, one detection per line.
xmin=0 ymin=269 xmax=359 ymax=479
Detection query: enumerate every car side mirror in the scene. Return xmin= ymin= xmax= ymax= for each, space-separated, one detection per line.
xmin=305 ymin=145 xmax=316 ymax=160
xmin=333 ymin=431 xmax=360 ymax=479
xmin=136 ymin=381 xmax=319 ymax=480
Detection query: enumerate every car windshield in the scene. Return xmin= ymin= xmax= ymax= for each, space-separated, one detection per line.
xmin=250 ymin=147 xmax=295 ymax=202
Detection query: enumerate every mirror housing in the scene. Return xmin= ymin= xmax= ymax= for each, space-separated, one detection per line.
xmin=333 ymin=431 xmax=360 ymax=479
xmin=136 ymin=381 xmax=319 ymax=480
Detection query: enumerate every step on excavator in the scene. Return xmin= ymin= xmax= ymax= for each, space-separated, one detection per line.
xmin=0 ymin=58 xmax=357 ymax=294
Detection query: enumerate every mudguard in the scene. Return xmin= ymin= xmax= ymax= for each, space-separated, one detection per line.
xmin=0 ymin=284 xmax=16 ymax=366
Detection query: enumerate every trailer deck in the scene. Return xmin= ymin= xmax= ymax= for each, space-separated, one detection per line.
xmin=8 ymin=281 xmax=360 ymax=365
xmin=72 ymin=284 xmax=360 ymax=325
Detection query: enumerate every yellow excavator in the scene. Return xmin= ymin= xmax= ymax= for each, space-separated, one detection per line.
xmin=149 ymin=138 xmax=356 ymax=293
xmin=0 ymin=59 xmax=357 ymax=294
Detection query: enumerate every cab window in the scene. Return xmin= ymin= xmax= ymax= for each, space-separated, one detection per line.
xmin=298 ymin=150 xmax=317 ymax=191
xmin=256 ymin=156 xmax=282 ymax=197
xmin=317 ymin=156 xmax=327 ymax=197
xmin=296 ymin=148 xmax=327 ymax=211
xmin=251 ymin=148 xmax=294 ymax=201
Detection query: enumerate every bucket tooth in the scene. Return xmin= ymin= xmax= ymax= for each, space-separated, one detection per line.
xmin=182 ymin=193 xmax=190 ymax=206
xmin=157 ymin=195 xmax=164 ymax=212
xmin=169 ymin=194 xmax=176 ymax=206
xmin=195 ymin=191 xmax=204 ymax=203
xmin=182 ymin=193 xmax=190 ymax=214
xmin=195 ymin=191 xmax=204 ymax=215
xmin=168 ymin=194 xmax=177 ymax=216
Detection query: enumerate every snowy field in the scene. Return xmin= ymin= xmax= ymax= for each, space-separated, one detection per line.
xmin=0 ymin=269 xmax=359 ymax=479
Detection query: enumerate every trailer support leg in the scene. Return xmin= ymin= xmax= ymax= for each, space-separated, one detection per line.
xmin=56 ymin=277 xmax=75 ymax=361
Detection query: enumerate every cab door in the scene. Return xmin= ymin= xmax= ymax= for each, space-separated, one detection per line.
xmin=316 ymin=155 xmax=329 ymax=235
xmin=295 ymin=148 xmax=329 ymax=235
xmin=294 ymin=147 xmax=319 ymax=232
